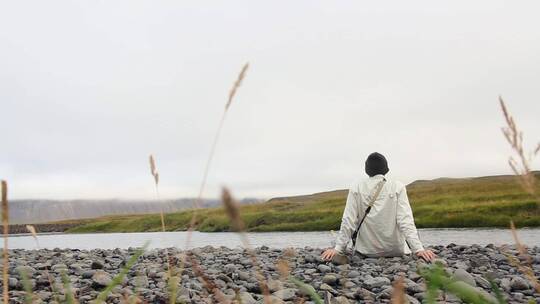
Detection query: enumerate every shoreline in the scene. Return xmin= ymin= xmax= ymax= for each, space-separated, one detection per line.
xmin=6 ymin=225 xmax=540 ymax=236
xmin=4 ymin=245 xmax=539 ymax=303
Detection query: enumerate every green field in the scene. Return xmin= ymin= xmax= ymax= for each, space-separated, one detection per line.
xmin=67 ymin=172 xmax=540 ymax=233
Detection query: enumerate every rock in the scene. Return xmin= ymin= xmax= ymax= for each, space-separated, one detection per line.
xmin=406 ymin=294 xmax=421 ymax=304
xmin=343 ymin=281 xmax=355 ymax=288
xmin=453 ymin=260 xmax=470 ymax=271
xmin=334 ymin=295 xmax=351 ymax=303
xmin=81 ymin=270 xmax=95 ymax=279
xmin=320 ymin=283 xmax=337 ymax=294
xmin=322 ymin=274 xmax=338 ymax=285
xmin=305 ymin=268 xmax=317 ymax=275
xmin=92 ymin=270 xmax=112 ymax=287
xmin=272 ymin=288 xmax=297 ymax=301
xmin=267 ymin=295 xmax=285 ymax=304
xmin=14 ymin=266 xmax=36 ymax=276
xmin=452 ymin=269 xmax=476 ymax=287
xmin=91 ymin=260 xmax=105 ymax=269
xmin=406 ymin=282 xmax=424 ymax=294
xmin=510 ymin=276 xmax=529 ymax=291
xmin=51 ymin=264 xmax=68 ymax=273
xmin=363 ymin=276 xmax=391 ymax=289
xmin=470 ymin=256 xmax=490 ymax=268
xmin=133 ymin=276 xmax=149 ymax=288
xmin=8 ymin=278 xmax=18 ymax=289
xmin=347 ymin=270 xmax=360 ymax=278
xmin=34 ymin=263 xmax=50 ymax=270
xmin=237 ymin=270 xmax=250 ymax=281
xmin=238 ymin=291 xmax=256 ymax=304
xmin=474 ymin=275 xmax=491 ymax=289
xmin=223 ymin=263 xmax=237 ymax=273
xmin=266 ymin=278 xmax=283 ymax=293
xmin=379 ymin=286 xmax=393 ymax=299
xmin=317 ymin=264 xmax=332 ymax=273
xmin=500 ymin=278 xmax=511 ymax=292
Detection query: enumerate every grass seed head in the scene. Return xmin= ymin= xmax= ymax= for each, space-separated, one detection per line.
xmin=221 ymin=188 xmax=245 ymax=232
xmin=276 ymin=259 xmax=290 ymax=280
xmin=391 ymin=276 xmax=406 ymax=304
xmin=149 ymin=154 xmax=159 ymax=186
xmin=226 ymin=63 xmax=249 ymax=110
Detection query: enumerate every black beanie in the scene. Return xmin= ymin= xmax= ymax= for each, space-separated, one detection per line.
xmin=365 ymin=152 xmax=389 ymax=177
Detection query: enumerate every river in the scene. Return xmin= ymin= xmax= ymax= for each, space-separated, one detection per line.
xmin=3 ymin=228 xmax=540 ymax=250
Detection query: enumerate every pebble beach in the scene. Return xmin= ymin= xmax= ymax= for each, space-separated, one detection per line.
xmin=3 ymin=244 xmax=540 ymax=303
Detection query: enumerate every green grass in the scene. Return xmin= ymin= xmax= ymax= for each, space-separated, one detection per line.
xmin=67 ymin=173 xmax=540 ymax=233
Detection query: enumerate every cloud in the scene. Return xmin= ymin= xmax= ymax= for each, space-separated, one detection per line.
xmin=1 ymin=0 xmax=539 ymax=199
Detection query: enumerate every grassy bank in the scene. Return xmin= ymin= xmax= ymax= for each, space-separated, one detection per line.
xmin=67 ymin=172 xmax=540 ymax=233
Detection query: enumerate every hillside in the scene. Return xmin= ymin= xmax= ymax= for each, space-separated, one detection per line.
xmin=9 ymin=198 xmax=262 ymax=224
xmin=66 ymin=172 xmax=540 ymax=233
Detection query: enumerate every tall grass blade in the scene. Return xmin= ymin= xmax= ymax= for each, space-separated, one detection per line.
xmin=489 ymin=279 xmax=506 ymax=304
xmin=61 ymin=271 xmax=76 ymax=304
xmin=1 ymin=180 xmax=9 ymax=304
xmin=289 ymin=277 xmax=323 ymax=304
xmin=420 ymin=263 xmax=501 ymax=304
xmin=19 ymin=269 xmax=34 ymax=304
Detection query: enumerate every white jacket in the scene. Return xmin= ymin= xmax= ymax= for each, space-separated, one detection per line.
xmin=334 ymin=174 xmax=424 ymax=256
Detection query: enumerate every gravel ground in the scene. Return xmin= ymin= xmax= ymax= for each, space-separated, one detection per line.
xmin=2 ymin=244 xmax=540 ymax=303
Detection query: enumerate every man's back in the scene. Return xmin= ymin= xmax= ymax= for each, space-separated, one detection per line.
xmin=322 ymin=152 xmax=435 ymax=262
xmin=352 ymin=175 xmax=417 ymax=256
xmin=334 ymin=174 xmax=424 ymax=257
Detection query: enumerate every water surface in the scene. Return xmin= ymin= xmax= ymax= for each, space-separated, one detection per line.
xmin=4 ymin=228 xmax=540 ymax=250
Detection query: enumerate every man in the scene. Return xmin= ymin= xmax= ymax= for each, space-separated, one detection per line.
xmin=322 ymin=152 xmax=435 ymax=262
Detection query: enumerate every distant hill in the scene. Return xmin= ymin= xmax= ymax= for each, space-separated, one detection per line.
xmin=9 ymin=198 xmax=263 ymax=224
xmin=65 ymin=172 xmax=540 ymax=233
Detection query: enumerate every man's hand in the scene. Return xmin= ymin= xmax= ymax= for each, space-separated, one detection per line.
xmin=321 ymin=248 xmax=337 ymax=261
xmin=416 ymin=249 xmax=436 ymax=262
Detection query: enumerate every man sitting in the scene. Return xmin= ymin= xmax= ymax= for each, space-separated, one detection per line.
xmin=322 ymin=152 xmax=435 ymax=262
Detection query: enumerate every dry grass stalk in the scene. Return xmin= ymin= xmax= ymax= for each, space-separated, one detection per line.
xmin=221 ymin=188 xmax=271 ymax=303
xmin=149 ymin=155 xmax=159 ymax=186
xmin=276 ymin=259 xmax=290 ymax=281
xmin=26 ymin=224 xmax=39 ymax=247
xmin=226 ymin=63 xmax=249 ymax=110
xmin=391 ymin=276 xmax=406 ymax=304
xmin=499 ymin=97 xmax=539 ymax=197
xmin=185 ymin=62 xmax=250 ymax=246
xmin=277 ymin=249 xmax=295 ymax=280
xmin=148 ymin=155 xmax=165 ymax=232
xmin=178 ymin=63 xmax=250 ymax=301
xmin=23 ymin=224 xmax=61 ymax=303
xmin=2 ymin=180 xmax=9 ymax=304
xmin=148 ymin=155 xmax=178 ymax=303
xmin=222 ymin=188 xmax=244 ymax=232
xmin=508 ymin=221 xmax=540 ymax=292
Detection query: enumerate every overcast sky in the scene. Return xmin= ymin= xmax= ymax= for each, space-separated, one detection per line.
xmin=1 ymin=1 xmax=539 ymax=200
